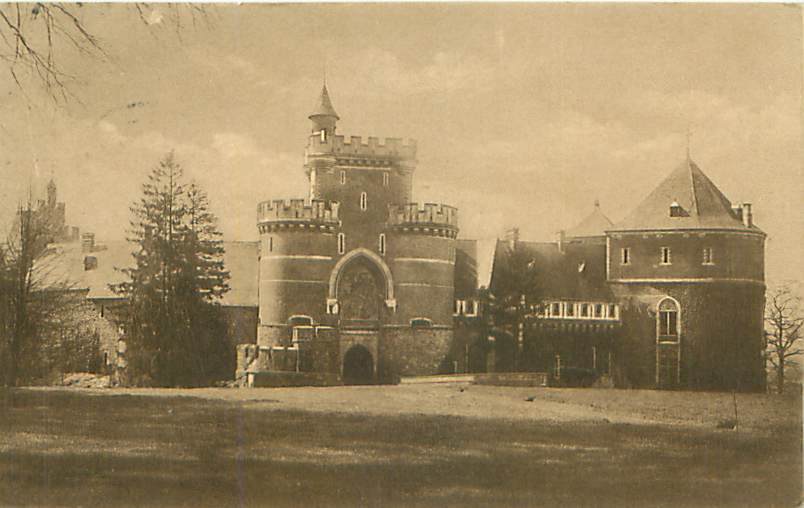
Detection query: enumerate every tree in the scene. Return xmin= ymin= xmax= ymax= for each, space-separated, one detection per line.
xmin=116 ymin=152 xmax=229 ymax=387
xmin=484 ymin=232 xmax=542 ymax=371
xmin=0 ymin=197 xmax=84 ymax=386
xmin=764 ymin=285 xmax=803 ymax=394
xmin=0 ymin=3 xmax=209 ymax=102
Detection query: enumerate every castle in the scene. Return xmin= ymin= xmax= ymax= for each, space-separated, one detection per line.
xmin=36 ymin=84 xmax=766 ymax=392
xmin=238 ymin=85 xmax=479 ymax=386
xmin=490 ymin=159 xmax=766 ymax=391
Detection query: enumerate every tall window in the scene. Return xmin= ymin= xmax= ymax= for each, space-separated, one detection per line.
xmin=658 ymin=299 xmax=679 ymax=339
xmin=382 ymin=172 xmax=390 ymax=187
xmin=320 ymin=130 xmax=327 ymax=142
xmin=360 ymin=192 xmax=367 ymax=211
xmin=621 ymin=247 xmax=630 ymax=265
xmin=340 ymin=170 xmax=346 ymax=185
xmin=564 ymin=302 xmax=575 ymax=318
xmin=338 ymin=233 xmax=346 ymax=255
xmin=378 ymin=233 xmax=386 ymax=255
xmin=268 ymin=236 xmax=273 ymax=252
xmin=660 ymin=247 xmax=671 ymax=265
xmin=702 ymin=247 xmax=714 ymax=265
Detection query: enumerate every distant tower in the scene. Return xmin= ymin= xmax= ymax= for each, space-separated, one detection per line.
xmin=46 ymin=178 xmax=57 ymax=208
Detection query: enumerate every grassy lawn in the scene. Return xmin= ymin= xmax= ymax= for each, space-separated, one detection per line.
xmin=0 ymin=387 xmax=801 ymax=507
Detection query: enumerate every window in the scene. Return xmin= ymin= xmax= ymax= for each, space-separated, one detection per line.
xmin=340 ymin=170 xmax=346 ymax=185
xmin=410 ymin=318 xmax=433 ymax=328
xmin=608 ymin=304 xmax=618 ymax=320
xmin=564 ymin=302 xmax=575 ymax=318
xmin=551 ymin=302 xmax=562 ymax=318
xmin=360 ymin=192 xmax=367 ymax=211
xmin=621 ymin=247 xmax=630 ymax=265
xmin=454 ymin=300 xmax=465 ymax=316
xmin=580 ymin=303 xmax=590 ymax=318
xmin=594 ymin=304 xmax=604 ymax=318
xmin=382 ymin=172 xmax=390 ymax=187
xmin=669 ymin=202 xmax=684 ymax=217
xmin=466 ymin=300 xmax=478 ymax=317
xmin=320 ymin=130 xmax=327 ymax=142
xmin=658 ymin=299 xmax=679 ymax=338
xmin=660 ymin=247 xmax=671 ymax=265
xmin=338 ymin=233 xmax=346 ymax=254
xmin=268 ymin=236 xmax=273 ymax=252
xmin=379 ymin=233 xmax=386 ymax=255
xmin=702 ymin=247 xmax=714 ymax=265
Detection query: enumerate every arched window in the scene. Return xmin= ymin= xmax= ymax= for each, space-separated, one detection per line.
xmin=360 ymin=192 xmax=367 ymax=211
xmin=338 ymin=233 xmax=346 ymax=255
xmin=657 ymin=298 xmax=679 ymax=340
xmin=378 ymin=233 xmax=386 ymax=255
xmin=410 ymin=318 xmax=433 ymax=328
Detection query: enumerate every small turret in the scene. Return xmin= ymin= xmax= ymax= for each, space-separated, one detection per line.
xmin=46 ymin=178 xmax=57 ymax=208
xmin=309 ymin=84 xmax=339 ymax=140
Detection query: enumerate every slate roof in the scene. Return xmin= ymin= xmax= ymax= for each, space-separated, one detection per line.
xmin=309 ymin=84 xmax=339 ymax=120
xmin=490 ymin=239 xmax=612 ymax=301
xmin=454 ymin=239 xmax=478 ymax=298
xmin=36 ymin=240 xmax=259 ymax=307
xmin=610 ymin=158 xmax=761 ymax=233
xmin=565 ymin=202 xmax=614 ymax=238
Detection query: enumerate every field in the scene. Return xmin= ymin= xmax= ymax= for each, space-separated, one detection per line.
xmin=1 ymin=384 xmax=801 ymax=507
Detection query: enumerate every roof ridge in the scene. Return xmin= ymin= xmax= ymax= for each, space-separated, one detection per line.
xmin=688 ymin=159 xmax=700 ymax=218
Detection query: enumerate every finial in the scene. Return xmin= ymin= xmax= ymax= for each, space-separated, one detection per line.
xmin=685 ymin=125 xmax=692 ymax=162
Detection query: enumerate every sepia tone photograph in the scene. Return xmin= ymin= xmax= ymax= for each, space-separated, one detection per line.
xmin=0 ymin=3 xmax=802 ymax=507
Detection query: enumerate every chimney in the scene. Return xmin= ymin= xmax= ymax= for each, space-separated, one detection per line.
xmin=557 ymin=230 xmax=566 ymax=254
xmin=505 ymin=227 xmax=520 ymax=250
xmin=742 ymin=203 xmax=753 ymax=228
xmin=81 ymin=232 xmax=95 ymax=253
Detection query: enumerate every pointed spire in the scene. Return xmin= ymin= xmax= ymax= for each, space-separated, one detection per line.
xmin=309 ymin=83 xmax=339 ymax=121
xmin=685 ymin=125 xmax=692 ymax=162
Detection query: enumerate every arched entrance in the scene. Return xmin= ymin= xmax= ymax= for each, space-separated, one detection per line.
xmin=343 ymin=345 xmax=374 ymax=385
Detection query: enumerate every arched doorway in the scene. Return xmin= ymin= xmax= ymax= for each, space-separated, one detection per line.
xmin=343 ymin=345 xmax=374 ymax=385
xmin=656 ymin=297 xmax=681 ymax=388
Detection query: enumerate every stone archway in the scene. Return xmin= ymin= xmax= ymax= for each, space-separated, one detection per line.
xmin=342 ymin=345 xmax=374 ymax=385
xmin=328 ymin=248 xmax=396 ymax=312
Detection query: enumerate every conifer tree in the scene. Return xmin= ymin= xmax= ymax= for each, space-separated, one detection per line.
xmin=117 ymin=152 xmax=230 ymax=387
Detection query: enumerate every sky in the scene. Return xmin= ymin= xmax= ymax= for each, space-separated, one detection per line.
xmin=0 ymin=4 xmax=801 ymax=287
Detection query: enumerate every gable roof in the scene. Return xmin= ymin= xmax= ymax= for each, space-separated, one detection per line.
xmin=36 ymin=240 xmax=259 ymax=307
xmin=490 ymin=239 xmax=612 ymax=301
xmin=565 ymin=202 xmax=614 ymax=238
xmin=610 ymin=158 xmax=761 ymax=233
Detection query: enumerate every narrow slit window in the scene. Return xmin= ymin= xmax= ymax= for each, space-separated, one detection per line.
xmin=660 ymin=247 xmax=671 ymax=265
xmin=269 ymin=236 xmax=273 ymax=252
xmin=338 ymin=233 xmax=346 ymax=255
xmin=379 ymin=233 xmax=386 ymax=255
xmin=702 ymin=247 xmax=714 ymax=265
xmin=340 ymin=171 xmax=346 ymax=185
xmin=360 ymin=192 xmax=367 ymax=211
xmin=382 ymin=172 xmax=390 ymax=187
xmin=621 ymin=247 xmax=630 ymax=265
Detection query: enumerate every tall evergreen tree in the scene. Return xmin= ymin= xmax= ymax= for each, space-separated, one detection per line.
xmin=117 ymin=152 xmax=230 ymax=387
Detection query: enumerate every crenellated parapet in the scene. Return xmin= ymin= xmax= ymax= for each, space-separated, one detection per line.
xmin=307 ymin=134 xmax=417 ymax=160
xmin=257 ymin=199 xmax=341 ymax=233
xmin=386 ymin=203 xmax=458 ymax=238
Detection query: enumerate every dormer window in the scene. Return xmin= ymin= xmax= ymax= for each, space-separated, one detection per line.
xmin=669 ymin=201 xmax=685 ymax=217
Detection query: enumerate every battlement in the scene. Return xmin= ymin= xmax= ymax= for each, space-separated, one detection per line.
xmin=307 ymin=134 xmax=417 ymax=160
xmin=257 ymin=199 xmax=340 ymax=224
xmin=387 ymin=203 xmax=458 ymax=229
